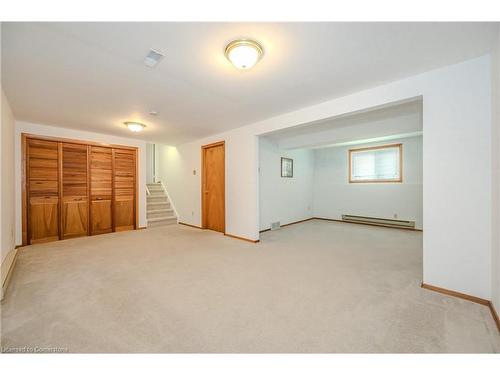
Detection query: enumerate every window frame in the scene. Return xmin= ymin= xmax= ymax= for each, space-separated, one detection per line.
xmin=348 ymin=143 xmax=403 ymax=184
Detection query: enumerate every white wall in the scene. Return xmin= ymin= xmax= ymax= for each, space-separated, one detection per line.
xmin=146 ymin=143 xmax=154 ymax=184
xmin=15 ymin=121 xmax=148 ymax=244
xmin=1 ymin=89 xmax=16 ymax=265
xmin=259 ymin=137 xmax=314 ymax=231
xmin=157 ymin=56 xmax=493 ymax=300
xmin=313 ymin=136 xmax=423 ymax=229
xmin=278 ymin=111 xmax=422 ymax=150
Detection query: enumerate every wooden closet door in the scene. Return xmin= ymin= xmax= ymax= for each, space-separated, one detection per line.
xmin=61 ymin=143 xmax=89 ymax=239
xmin=90 ymin=146 xmax=113 ymax=235
xmin=27 ymin=139 xmax=60 ymax=244
xmin=113 ymin=148 xmax=136 ymax=232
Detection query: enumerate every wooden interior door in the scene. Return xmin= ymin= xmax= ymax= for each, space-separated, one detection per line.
xmin=202 ymin=141 xmax=225 ymax=233
xmin=61 ymin=143 xmax=89 ymax=239
xmin=90 ymin=146 xmax=113 ymax=235
xmin=113 ymin=148 xmax=136 ymax=232
xmin=27 ymin=138 xmax=60 ymax=244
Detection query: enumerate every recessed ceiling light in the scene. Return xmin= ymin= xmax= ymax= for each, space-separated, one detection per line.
xmin=144 ymin=49 xmax=164 ymax=68
xmin=124 ymin=121 xmax=146 ymax=132
xmin=224 ymin=39 xmax=263 ymax=70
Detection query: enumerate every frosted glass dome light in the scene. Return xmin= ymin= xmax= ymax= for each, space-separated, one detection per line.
xmin=124 ymin=121 xmax=146 ymax=132
xmin=224 ymin=39 xmax=263 ymax=70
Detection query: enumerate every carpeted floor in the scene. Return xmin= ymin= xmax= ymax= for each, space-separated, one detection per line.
xmin=1 ymin=220 xmax=499 ymax=353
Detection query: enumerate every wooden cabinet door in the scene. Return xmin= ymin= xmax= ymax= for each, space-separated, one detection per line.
xmin=90 ymin=146 xmax=113 ymax=235
xmin=27 ymin=139 xmax=60 ymax=244
xmin=61 ymin=143 xmax=89 ymax=239
xmin=113 ymin=148 xmax=136 ymax=232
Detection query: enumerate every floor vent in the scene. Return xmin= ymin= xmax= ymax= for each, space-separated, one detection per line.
xmin=270 ymin=221 xmax=281 ymax=231
xmin=341 ymin=214 xmax=415 ymax=229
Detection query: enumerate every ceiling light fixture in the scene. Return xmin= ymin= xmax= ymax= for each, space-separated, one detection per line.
xmin=124 ymin=121 xmax=146 ymax=132
xmin=224 ymin=39 xmax=263 ymax=70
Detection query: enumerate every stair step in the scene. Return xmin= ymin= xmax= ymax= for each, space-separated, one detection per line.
xmin=147 ymin=208 xmax=174 ymax=219
xmin=147 ymin=208 xmax=172 ymax=214
xmin=147 ymin=215 xmax=177 ymax=227
xmin=147 ymin=202 xmax=171 ymax=210
xmin=149 ymin=191 xmax=165 ymax=196
xmin=147 ymin=196 xmax=168 ymax=202
xmin=148 ymin=215 xmax=176 ymax=222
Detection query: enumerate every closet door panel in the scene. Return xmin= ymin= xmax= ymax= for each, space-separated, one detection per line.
xmin=62 ymin=200 xmax=88 ymax=238
xmin=90 ymin=200 xmax=112 ymax=234
xmin=29 ymin=197 xmax=59 ymax=244
xmin=114 ymin=198 xmax=134 ymax=232
xmin=113 ymin=149 xmax=136 ymax=232
xmin=27 ymin=139 xmax=60 ymax=244
xmin=61 ymin=143 xmax=88 ymax=239
xmin=90 ymin=146 xmax=113 ymax=235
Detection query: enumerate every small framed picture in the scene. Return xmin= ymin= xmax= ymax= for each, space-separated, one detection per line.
xmin=281 ymin=157 xmax=293 ymax=178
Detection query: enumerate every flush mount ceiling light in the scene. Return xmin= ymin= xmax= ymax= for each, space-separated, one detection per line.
xmin=124 ymin=121 xmax=146 ymax=132
xmin=224 ymin=39 xmax=263 ymax=70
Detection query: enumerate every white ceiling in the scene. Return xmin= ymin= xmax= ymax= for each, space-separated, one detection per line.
xmin=1 ymin=22 xmax=497 ymax=145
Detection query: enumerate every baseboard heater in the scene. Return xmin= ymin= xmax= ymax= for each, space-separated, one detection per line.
xmin=341 ymin=214 xmax=415 ymax=229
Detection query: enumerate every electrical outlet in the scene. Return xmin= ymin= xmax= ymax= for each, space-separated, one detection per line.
xmin=193 ymin=170 xmax=196 ymax=175
xmin=393 ymin=213 xmax=398 ymax=219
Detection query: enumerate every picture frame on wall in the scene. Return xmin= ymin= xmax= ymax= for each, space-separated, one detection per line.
xmin=281 ymin=157 xmax=293 ymax=178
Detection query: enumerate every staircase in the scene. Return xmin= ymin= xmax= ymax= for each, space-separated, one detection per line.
xmin=146 ymin=183 xmax=177 ymax=227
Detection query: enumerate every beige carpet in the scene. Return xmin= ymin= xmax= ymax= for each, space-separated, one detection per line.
xmin=1 ymin=220 xmax=499 ymax=353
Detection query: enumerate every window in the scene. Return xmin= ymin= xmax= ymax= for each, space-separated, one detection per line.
xmin=349 ymin=144 xmax=402 ymax=183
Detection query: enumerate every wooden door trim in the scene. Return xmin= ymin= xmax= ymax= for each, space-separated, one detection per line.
xmin=58 ymin=142 xmax=63 ymax=240
xmin=135 ymin=148 xmax=138 ymax=229
xmin=86 ymin=145 xmax=91 ymax=235
xmin=111 ymin=148 xmax=116 ymax=232
xmin=21 ymin=133 xmax=139 ymax=151
xmin=201 ymin=141 xmax=225 ymax=232
xmin=21 ymin=134 xmax=28 ymax=245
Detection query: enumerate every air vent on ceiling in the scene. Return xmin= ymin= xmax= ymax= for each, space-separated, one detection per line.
xmin=144 ymin=49 xmax=164 ymax=68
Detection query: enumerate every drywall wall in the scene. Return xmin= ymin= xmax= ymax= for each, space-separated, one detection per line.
xmin=1 ymin=88 xmax=17 ymax=291
xmin=146 ymin=143 xmax=154 ymax=184
xmin=278 ymin=110 xmax=422 ymax=150
xmin=313 ymin=136 xmax=423 ymax=229
xmin=156 ymin=56 xmax=492 ymax=299
xmin=259 ymin=137 xmax=314 ymax=231
xmin=14 ymin=121 xmax=148 ymax=245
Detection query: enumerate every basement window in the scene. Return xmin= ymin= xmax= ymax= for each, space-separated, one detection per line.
xmin=349 ymin=143 xmax=402 ymax=183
